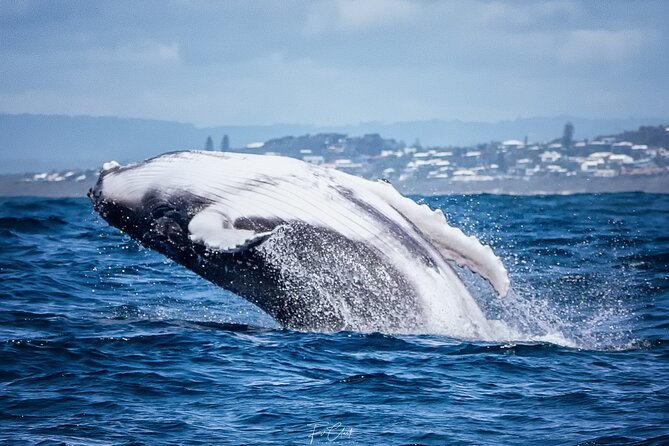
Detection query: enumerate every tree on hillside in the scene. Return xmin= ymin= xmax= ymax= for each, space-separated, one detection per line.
xmin=205 ymin=136 xmax=214 ymax=151
xmin=562 ymin=122 xmax=574 ymax=148
xmin=596 ymin=124 xmax=669 ymax=147
xmin=221 ymin=135 xmax=230 ymax=151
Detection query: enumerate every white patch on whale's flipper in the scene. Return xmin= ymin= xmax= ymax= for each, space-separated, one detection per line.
xmin=188 ymin=207 xmax=271 ymax=251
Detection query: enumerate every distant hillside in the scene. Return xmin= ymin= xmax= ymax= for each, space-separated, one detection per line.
xmin=257 ymin=133 xmax=403 ymax=160
xmin=0 ymin=114 xmax=337 ymax=173
xmin=600 ymin=124 xmax=669 ymax=148
xmin=0 ymin=114 xmax=202 ymax=173
xmin=3 ymin=119 xmax=667 ymax=197
xmin=0 ymin=113 xmax=666 ymax=173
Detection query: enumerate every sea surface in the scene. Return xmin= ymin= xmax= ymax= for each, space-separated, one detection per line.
xmin=1 ymin=193 xmax=667 ymax=445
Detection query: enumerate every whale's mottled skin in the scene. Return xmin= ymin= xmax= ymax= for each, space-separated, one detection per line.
xmin=89 ymin=151 xmax=509 ymax=336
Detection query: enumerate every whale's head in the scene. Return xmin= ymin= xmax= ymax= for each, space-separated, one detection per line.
xmin=88 ymin=154 xmax=215 ymax=260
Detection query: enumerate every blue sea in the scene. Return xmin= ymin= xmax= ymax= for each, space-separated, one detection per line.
xmin=1 ymin=193 xmax=667 ymax=445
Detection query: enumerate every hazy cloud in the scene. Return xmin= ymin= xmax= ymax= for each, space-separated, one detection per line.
xmin=0 ymin=0 xmax=667 ymax=125
xmin=81 ymin=41 xmax=181 ymax=64
xmin=477 ymin=0 xmax=580 ymax=29
xmin=305 ymin=0 xmax=419 ymax=34
xmin=557 ymin=29 xmax=654 ymax=64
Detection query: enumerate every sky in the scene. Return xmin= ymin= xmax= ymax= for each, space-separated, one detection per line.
xmin=1 ymin=0 xmax=668 ymax=126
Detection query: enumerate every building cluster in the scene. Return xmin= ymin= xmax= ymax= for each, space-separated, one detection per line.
xmin=246 ymin=128 xmax=669 ymax=186
xmin=21 ymin=126 xmax=669 ymax=190
xmin=27 ymin=169 xmax=90 ymax=183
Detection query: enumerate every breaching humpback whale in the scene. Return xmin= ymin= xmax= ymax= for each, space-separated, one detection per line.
xmin=89 ymin=151 xmax=509 ymax=337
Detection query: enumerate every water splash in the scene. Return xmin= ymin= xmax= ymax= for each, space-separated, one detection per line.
xmin=468 ymin=259 xmax=639 ymax=351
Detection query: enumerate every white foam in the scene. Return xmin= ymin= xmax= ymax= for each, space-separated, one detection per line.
xmin=102 ymin=160 xmax=120 ymax=172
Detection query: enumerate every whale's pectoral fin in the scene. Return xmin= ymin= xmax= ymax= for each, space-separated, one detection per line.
xmin=426 ymin=223 xmax=510 ymax=297
xmin=371 ymin=180 xmax=511 ymax=297
xmin=187 ymin=208 xmax=275 ymax=252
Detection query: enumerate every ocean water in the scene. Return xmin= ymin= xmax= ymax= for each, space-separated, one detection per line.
xmin=0 ymin=193 xmax=667 ymax=445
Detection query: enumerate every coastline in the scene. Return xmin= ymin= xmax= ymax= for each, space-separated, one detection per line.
xmin=1 ymin=172 xmax=666 ymax=198
xmin=401 ymin=174 xmax=669 ymax=196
